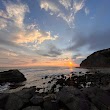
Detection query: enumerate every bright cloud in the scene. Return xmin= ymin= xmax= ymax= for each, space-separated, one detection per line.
xmin=0 ymin=1 xmax=29 ymax=28
xmin=73 ymin=0 xmax=85 ymax=14
xmin=40 ymin=0 xmax=86 ymax=28
xmin=5 ymin=2 xmax=29 ymax=28
xmin=40 ymin=0 xmax=60 ymax=13
xmin=0 ymin=1 xmax=59 ymax=60
xmin=16 ymin=30 xmax=58 ymax=44
xmin=59 ymin=0 xmax=71 ymax=9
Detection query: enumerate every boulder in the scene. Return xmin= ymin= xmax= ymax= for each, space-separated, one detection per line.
xmin=22 ymin=106 xmax=42 ymax=110
xmin=56 ymin=86 xmax=96 ymax=110
xmin=5 ymin=94 xmax=24 ymax=110
xmin=43 ymin=100 xmax=58 ymax=110
xmin=0 ymin=69 xmax=26 ymax=83
xmin=5 ymin=87 xmax=36 ymax=110
xmin=0 ymin=93 xmax=9 ymax=109
xmin=30 ymin=95 xmax=43 ymax=105
xmin=16 ymin=86 xmax=36 ymax=103
xmin=82 ymin=87 xmax=110 ymax=110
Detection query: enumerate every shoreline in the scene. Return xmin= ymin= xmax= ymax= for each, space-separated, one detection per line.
xmin=1 ymin=69 xmax=110 ymax=110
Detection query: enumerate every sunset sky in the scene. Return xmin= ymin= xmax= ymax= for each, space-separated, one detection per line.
xmin=0 ymin=0 xmax=110 ymax=67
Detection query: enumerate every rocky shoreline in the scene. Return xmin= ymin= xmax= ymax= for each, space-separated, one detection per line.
xmin=1 ymin=86 xmax=110 ymax=110
xmin=1 ymin=69 xmax=110 ymax=110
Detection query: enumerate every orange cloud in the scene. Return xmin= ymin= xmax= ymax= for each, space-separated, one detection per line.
xmin=15 ymin=30 xmax=58 ymax=44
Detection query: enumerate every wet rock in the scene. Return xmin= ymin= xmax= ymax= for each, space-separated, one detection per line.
xmin=30 ymin=95 xmax=43 ymax=105
xmin=0 ymin=69 xmax=26 ymax=83
xmin=45 ymin=76 xmax=48 ymax=79
xmin=79 ymin=72 xmax=82 ymax=74
xmin=48 ymin=81 xmax=51 ymax=84
xmin=56 ymin=78 xmax=65 ymax=86
xmin=23 ymin=106 xmax=42 ymax=110
xmin=61 ymin=74 xmax=65 ymax=79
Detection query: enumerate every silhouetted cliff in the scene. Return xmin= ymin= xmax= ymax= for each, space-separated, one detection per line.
xmin=80 ymin=48 xmax=110 ymax=68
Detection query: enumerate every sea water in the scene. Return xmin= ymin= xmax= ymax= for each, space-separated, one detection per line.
xmin=0 ymin=66 xmax=110 ymax=93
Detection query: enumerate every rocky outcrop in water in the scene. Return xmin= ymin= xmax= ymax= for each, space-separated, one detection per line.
xmin=80 ymin=48 xmax=110 ymax=67
xmin=0 ymin=70 xmax=26 ymax=83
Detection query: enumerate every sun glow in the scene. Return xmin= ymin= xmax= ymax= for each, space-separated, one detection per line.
xmin=69 ymin=61 xmax=74 ymax=67
xmin=68 ymin=61 xmax=79 ymax=72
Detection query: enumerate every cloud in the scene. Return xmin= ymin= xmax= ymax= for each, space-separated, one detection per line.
xmin=67 ymin=32 xmax=87 ymax=51
xmin=0 ymin=1 xmax=59 ymax=57
xmin=59 ymin=0 xmax=71 ymax=9
xmin=0 ymin=36 xmax=33 ymax=55
xmin=32 ymin=59 xmax=37 ymax=63
xmin=37 ymin=43 xmax=62 ymax=57
xmin=2 ymin=1 xmax=29 ymax=28
xmin=72 ymin=53 xmax=86 ymax=64
xmin=16 ymin=30 xmax=58 ymax=45
xmin=40 ymin=0 xmax=60 ymax=13
xmin=40 ymin=0 xmax=86 ymax=28
xmin=0 ymin=18 xmax=7 ymax=30
xmin=85 ymin=7 xmax=89 ymax=15
xmin=73 ymin=0 xmax=85 ymax=14
xmin=72 ymin=53 xmax=81 ymax=59
xmin=66 ymin=30 xmax=110 ymax=52
xmin=88 ymin=30 xmax=110 ymax=50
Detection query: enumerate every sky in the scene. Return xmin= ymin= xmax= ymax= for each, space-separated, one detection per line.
xmin=0 ymin=0 xmax=110 ymax=67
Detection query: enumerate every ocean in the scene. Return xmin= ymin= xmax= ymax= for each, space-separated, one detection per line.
xmin=0 ymin=66 xmax=110 ymax=93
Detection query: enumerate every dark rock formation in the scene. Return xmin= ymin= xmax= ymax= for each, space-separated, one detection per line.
xmin=56 ymin=87 xmax=97 ymax=110
xmin=0 ymin=69 xmax=26 ymax=83
xmin=5 ymin=86 xmax=36 ymax=110
xmin=0 ymin=93 xmax=9 ymax=109
xmin=30 ymin=95 xmax=43 ymax=105
xmin=43 ymin=100 xmax=58 ymax=110
xmin=82 ymin=87 xmax=110 ymax=110
xmin=1 ymin=86 xmax=110 ymax=110
xmin=80 ymin=48 xmax=110 ymax=67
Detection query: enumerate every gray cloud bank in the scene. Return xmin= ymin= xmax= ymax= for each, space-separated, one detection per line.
xmin=67 ymin=29 xmax=110 ymax=52
xmin=37 ymin=44 xmax=62 ymax=57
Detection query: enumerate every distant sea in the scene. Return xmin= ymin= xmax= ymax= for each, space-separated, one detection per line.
xmin=0 ymin=66 xmax=110 ymax=93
